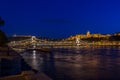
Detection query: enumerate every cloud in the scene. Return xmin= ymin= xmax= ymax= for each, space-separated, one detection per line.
xmin=40 ymin=18 xmax=72 ymax=24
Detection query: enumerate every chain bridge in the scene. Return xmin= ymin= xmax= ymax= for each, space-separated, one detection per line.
xmin=8 ymin=36 xmax=89 ymax=49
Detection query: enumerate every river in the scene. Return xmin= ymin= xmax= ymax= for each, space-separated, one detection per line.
xmin=21 ymin=46 xmax=120 ymax=80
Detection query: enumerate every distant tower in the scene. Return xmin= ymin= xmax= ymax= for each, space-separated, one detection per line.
xmin=86 ymin=31 xmax=90 ymax=37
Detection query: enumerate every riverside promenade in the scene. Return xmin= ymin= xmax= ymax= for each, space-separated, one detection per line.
xmin=0 ymin=45 xmax=52 ymax=80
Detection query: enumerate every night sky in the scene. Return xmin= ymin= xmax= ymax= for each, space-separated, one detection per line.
xmin=0 ymin=0 xmax=120 ymax=38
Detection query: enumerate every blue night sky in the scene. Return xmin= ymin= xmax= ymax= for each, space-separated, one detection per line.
xmin=0 ymin=0 xmax=120 ymax=38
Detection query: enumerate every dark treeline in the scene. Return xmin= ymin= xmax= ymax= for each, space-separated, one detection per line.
xmin=0 ymin=17 xmax=8 ymax=45
xmin=110 ymin=32 xmax=120 ymax=41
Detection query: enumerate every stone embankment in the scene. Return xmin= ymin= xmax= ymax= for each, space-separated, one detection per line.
xmin=0 ymin=46 xmax=52 ymax=80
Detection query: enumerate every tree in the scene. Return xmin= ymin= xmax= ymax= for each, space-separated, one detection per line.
xmin=0 ymin=17 xmax=8 ymax=45
xmin=0 ymin=17 xmax=4 ymax=29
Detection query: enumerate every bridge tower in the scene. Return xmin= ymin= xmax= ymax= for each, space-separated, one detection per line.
xmin=31 ymin=36 xmax=37 ymax=48
xmin=76 ymin=38 xmax=81 ymax=46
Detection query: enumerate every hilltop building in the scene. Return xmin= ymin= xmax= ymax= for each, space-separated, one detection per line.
xmin=66 ymin=31 xmax=111 ymax=41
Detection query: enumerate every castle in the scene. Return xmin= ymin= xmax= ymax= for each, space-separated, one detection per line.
xmin=66 ymin=31 xmax=111 ymax=41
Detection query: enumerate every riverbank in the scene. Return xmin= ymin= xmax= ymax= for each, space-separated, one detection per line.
xmin=0 ymin=71 xmax=52 ymax=80
xmin=0 ymin=45 xmax=52 ymax=80
xmin=89 ymin=41 xmax=120 ymax=46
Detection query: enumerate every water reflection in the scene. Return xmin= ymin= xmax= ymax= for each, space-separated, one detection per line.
xmin=21 ymin=46 xmax=120 ymax=80
xmin=33 ymin=50 xmax=36 ymax=59
xmin=21 ymin=50 xmax=43 ymax=71
xmin=31 ymin=50 xmax=39 ymax=70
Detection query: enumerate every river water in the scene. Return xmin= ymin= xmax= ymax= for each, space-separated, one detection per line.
xmin=21 ymin=46 xmax=120 ymax=80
